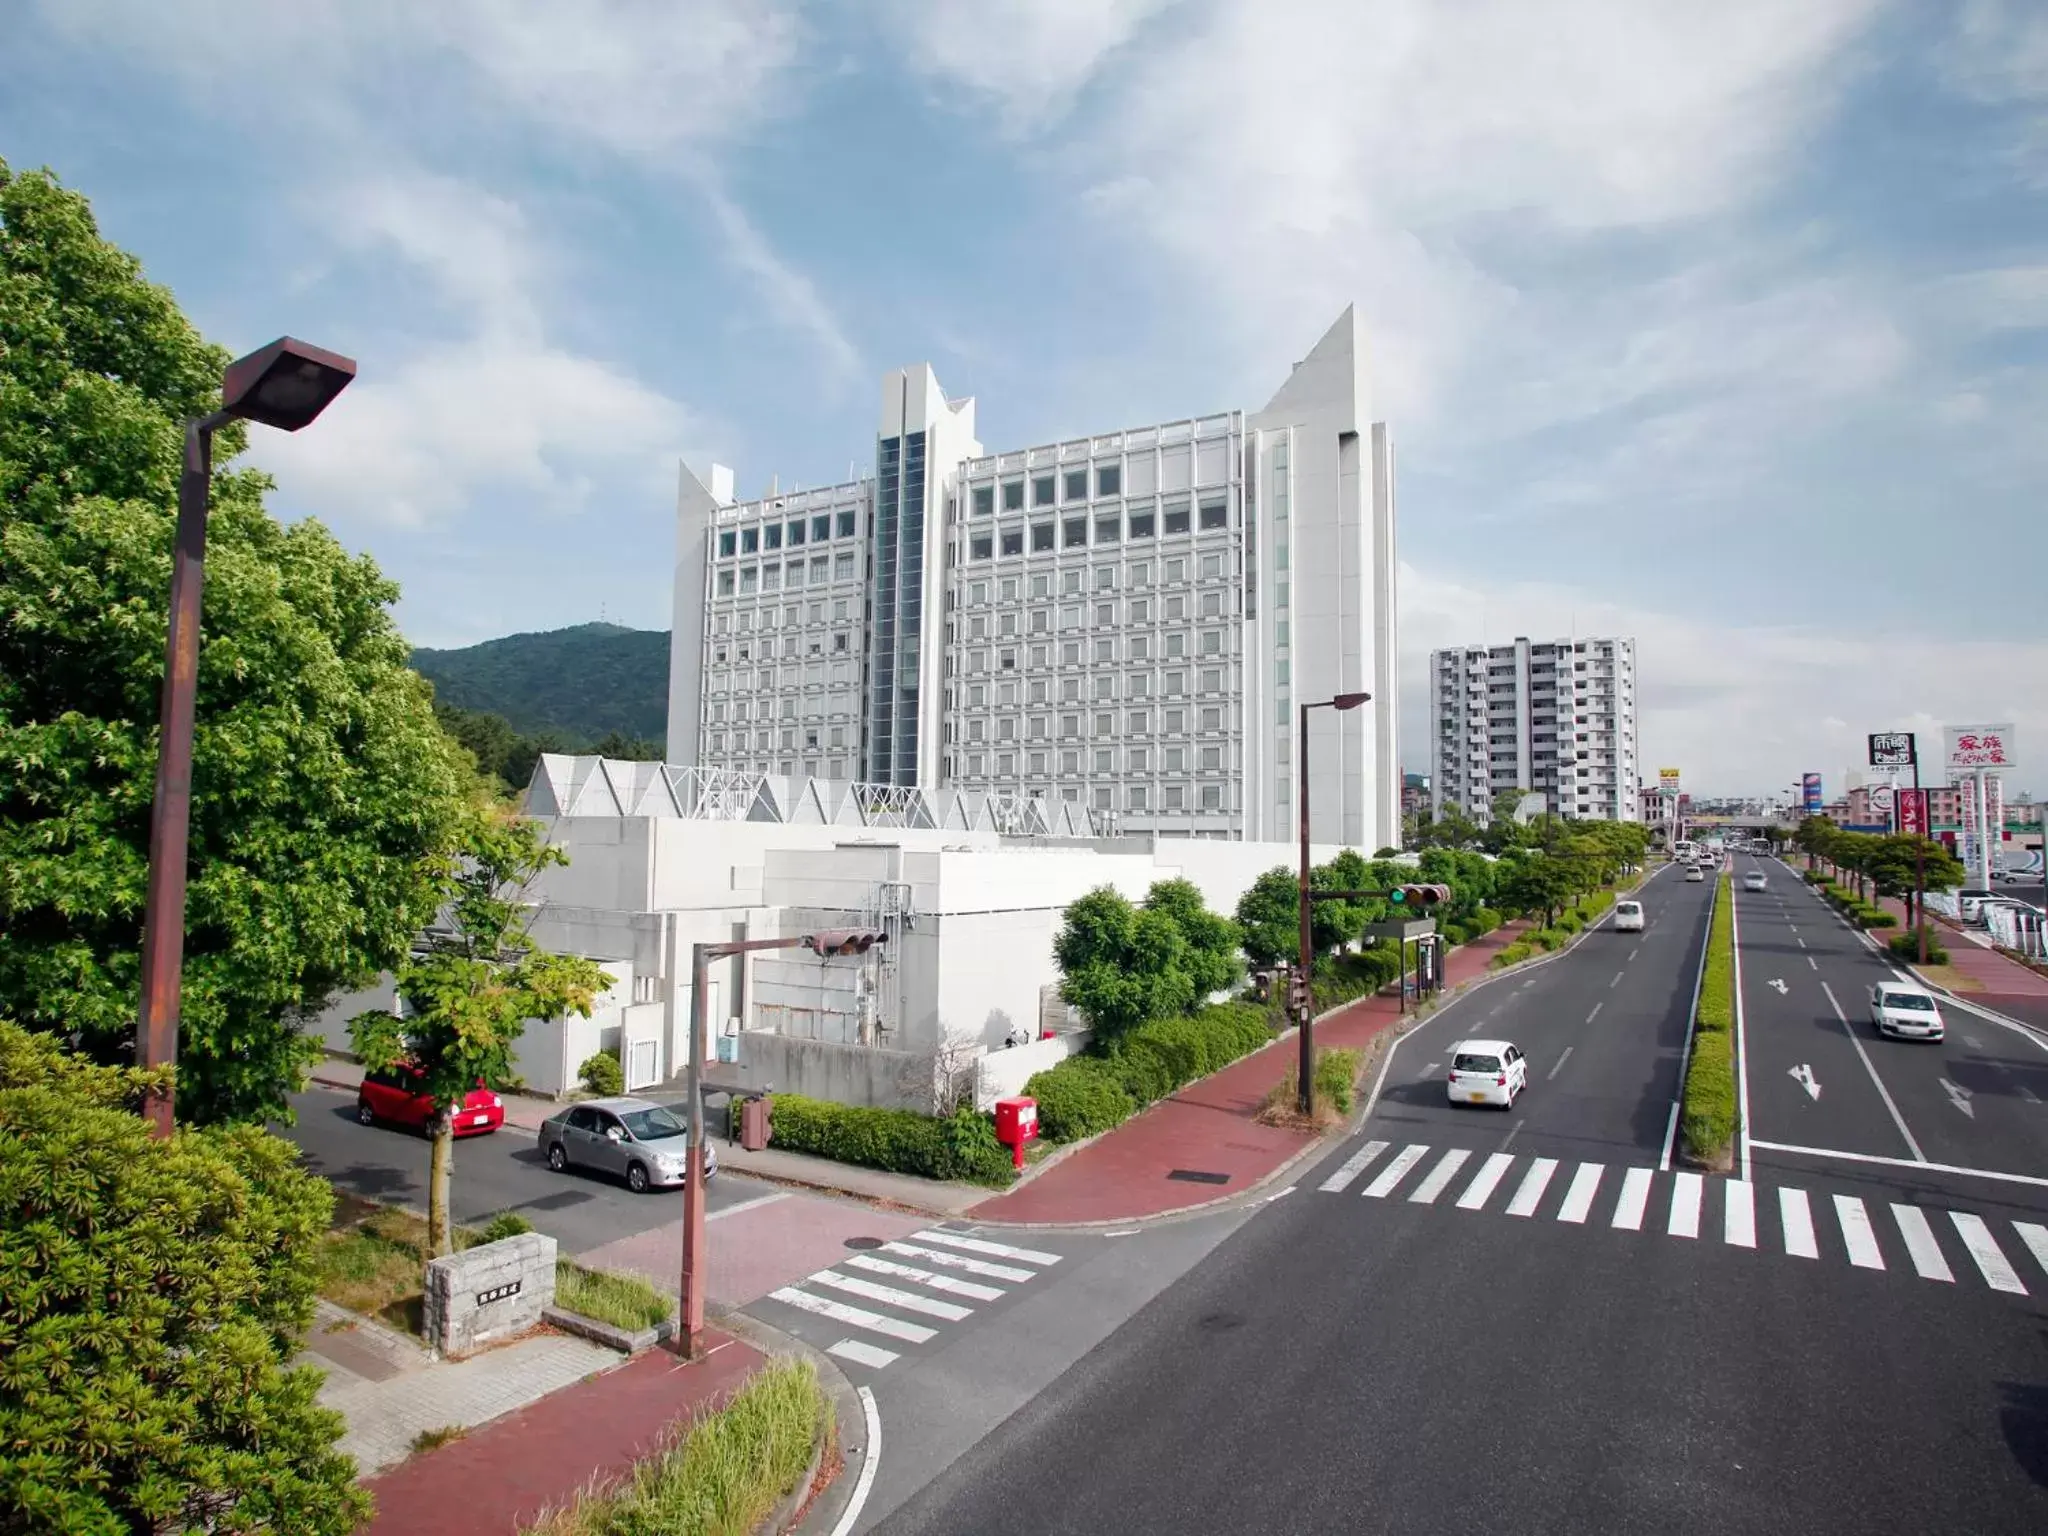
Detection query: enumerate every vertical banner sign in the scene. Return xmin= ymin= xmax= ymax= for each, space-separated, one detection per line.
xmin=1989 ymin=774 xmax=2005 ymax=858
xmin=1898 ymin=789 xmax=1928 ymax=835
xmin=1802 ymin=773 xmax=1824 ymax=815
xmin=1945 ymin=725 xmax=2017 ymax=774
xmin=1867 ymin=732 xmax=1916 ymax=769
xmin=1961 ymin=779 xmax=1981 ymax=878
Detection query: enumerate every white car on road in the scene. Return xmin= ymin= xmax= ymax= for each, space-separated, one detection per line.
xmin=1448 ymin=1039 xmax=1527 ymax=1109
xmin=1869 ymin=983 xmax=1945 ymax=1041
xmin=1743 ymin=871 xmax=1767 ymax=891
xmin=1685 ymin=866 xmax=1705 ymax=883
xmin=1613 ymin=899 xmax=1645 ymax=933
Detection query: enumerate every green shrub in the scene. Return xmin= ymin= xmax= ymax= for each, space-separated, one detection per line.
xmin=1865 ymin=908 xmax=1897 ymax=929
xmin=766 ymin=1097 xmax=1014 ymax=1187
xmin=1024 ymin=1055 xmax=1137 ymax=1142
xmin=1310 ymin=949 xmax=1401 ymax=1011
xmin=479 ymin=1211 xmax=535 ymax=1244
xmin=578 ymin=1050 xmax=624 ymax=1097
xmin=1578 ymin=890 xmax=1615 ymax=919
xmin=1314 ymin=1048 xmax=1363 ymax=1116
xmin=1888 ymin=929 xmax=1950 ymax=965
xmin=1555 ymin=911 xmax=1584 ymax=935
xmin=1679 ymin=1027 xmax=1737 ymax=1165
xmin=1491 ymin=942 xmax=1536 ymax=968
xmin=1804 ymin=869 xmax=1829 ymax=884
xmin=1694 ymin=875 xmax=1735 ymax=1031
xmin=1529 ymin=927 xmax=1570 ymax=951
xmin=1471 ymin=908 xmax=1503 ymax=935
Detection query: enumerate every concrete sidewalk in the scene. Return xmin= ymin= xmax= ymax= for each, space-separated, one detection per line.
xmin=966 ymin=918 xmax=1535 ymax=1225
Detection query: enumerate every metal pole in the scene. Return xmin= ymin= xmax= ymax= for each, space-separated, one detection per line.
xmin=135 ymin=413 xmax=225 ymax=1137
xmin=1912 ymin=748 xmax=1927 ymax=965
xmin=678 ymin=941 xmax=709 ymax=1356
xmin=1296 ymin=702 xmax=1314 ymax=1117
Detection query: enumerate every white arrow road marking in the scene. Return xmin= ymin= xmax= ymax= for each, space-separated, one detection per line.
xmin=1788 ymin=1064 xmax=1821 ymax=1100
xmin=1768 ymin=978 xmax=1789 ymax=995
xmin=1941 ymin=1079 xmax=1976 ymax=1119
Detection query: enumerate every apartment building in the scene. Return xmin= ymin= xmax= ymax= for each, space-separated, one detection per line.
xmin=669 ymin=308 xmax=1401 ymax=852
xmin=1428 ymin=636 xmax=1640 ymax=822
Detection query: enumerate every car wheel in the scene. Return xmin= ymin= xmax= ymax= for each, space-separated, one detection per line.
xmin=546 ymin=1141 xmax=567 ymax=1172
xmin=626 ymin=1161 xmax=650 ymax=1194
xmin=355 ymin=1099 xmax=375 ymax=1126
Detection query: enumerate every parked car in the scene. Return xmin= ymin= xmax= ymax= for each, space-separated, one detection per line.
xmin=355 ymin=1063 xmax=504 ymax=1136
xmin=1955 ymin=888 xmax=1995 ymax=922
xmin=1613 ymin=899 xmax=1645 ymax=932
xmin=1868 ymin=983 xmax=1944 ymax=1041
xmin=1447 ymin=1039 xmax=1527 ymax=1110
xmin=540 ymin=1097 xmax=717 ymax=1193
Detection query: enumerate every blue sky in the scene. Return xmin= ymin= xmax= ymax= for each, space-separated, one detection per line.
xmin=5 ymin=0 xmax=2045 ymax=797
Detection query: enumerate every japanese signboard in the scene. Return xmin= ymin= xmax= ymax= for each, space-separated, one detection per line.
xmin=1867 ymin=732 xmax=1916 ymax=769
xmin=1802 ymin=773 xmax=1824 ymax=815
xmin=1658 ymin=767 xmax=1681 ymax=791
xmin=1898 ymin=789 xmax=1927 ymax=835
xmin=1945 ymin=725 xmax=2016 ymax=773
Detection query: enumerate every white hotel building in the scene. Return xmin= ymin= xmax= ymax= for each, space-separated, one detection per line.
xmin=1428 ymin=636 xmax=1641 ymax=824
xmin=668 ymin=308 xmax=1401 ymax=853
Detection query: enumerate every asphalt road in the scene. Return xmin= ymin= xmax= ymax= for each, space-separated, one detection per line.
xmin=279 ymin=1084 xmax=766 ymax=1256
xmin=1736 ymin=855 xmax=2048 ymax=1199
xmin=876 ymin=867 xmax=2048 ymax=1535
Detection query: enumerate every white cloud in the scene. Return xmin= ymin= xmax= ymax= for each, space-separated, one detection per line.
xmin=885 ymin=0 xmax=1180 ymax=132
xmin=1940 ymin=0 xmax=2048 ymax=103
xmin=1399 ymin=564 xmax=2048 ymax=798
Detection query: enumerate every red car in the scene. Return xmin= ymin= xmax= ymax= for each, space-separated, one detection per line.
xmin=355 ymin=1063 xmax=504 ymax=1136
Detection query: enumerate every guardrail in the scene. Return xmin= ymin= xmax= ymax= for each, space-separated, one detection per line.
xmin=1985 ymin=903 xmax=2048 ymax=961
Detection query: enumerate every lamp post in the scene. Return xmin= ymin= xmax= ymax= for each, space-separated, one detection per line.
xmin=135 ymin=337 xmax=357 ymax=1137
xmin=1296 ymin=691 xmax=1372 ymax=1116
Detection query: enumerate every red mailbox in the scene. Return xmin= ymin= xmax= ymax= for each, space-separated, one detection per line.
xmin=994 ymin=1096 xmax=1039 ymax=1170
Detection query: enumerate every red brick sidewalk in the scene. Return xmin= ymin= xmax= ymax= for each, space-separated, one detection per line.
xmin=968 ymin=920 xmax=1533 ymax=1224
xmin=360 ymin=1331 xmax=766 ymax=1535
xmin=1870 ymin=893 xmax=2048 ymax=1029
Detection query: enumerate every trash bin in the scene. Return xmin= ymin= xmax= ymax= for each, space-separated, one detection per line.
xmin=740 ymin=1093 xmax=772 ymax=1151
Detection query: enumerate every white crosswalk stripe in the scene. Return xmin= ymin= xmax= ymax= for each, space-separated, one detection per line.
xmin=808 ymin=1269 xmax=975 ymax=1320
xmin=883 ymin=1241 xmax=1033 ymax=1283
xmin=909 ymin=1230 xmax=1062 ymax=1265
xmin=1409 ymin=1149 xmax=1473 ymax=1205
xmin=840 ymin=1252 xmax=1005 ymax=1301
xmin=1363 ymin=1144 xmax=1432 ymax=1199
xmin=770 ymin=1286 xmax=936 ymax=1343
xmin=1309 ymin=1141 xmax=2046 ymax=1299
xmin=827 ymin=1339 xmax=900 ymax=1370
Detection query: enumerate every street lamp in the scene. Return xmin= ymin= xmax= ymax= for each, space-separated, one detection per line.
xmin=135 ymin=337 xmax=357 ymax=1137
xmin=1296 ymin=691 xmax=1372 ymax=1115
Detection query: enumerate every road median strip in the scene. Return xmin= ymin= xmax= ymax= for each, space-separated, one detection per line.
xmin=1679 ymin=872 xmax=1738 ymax=1171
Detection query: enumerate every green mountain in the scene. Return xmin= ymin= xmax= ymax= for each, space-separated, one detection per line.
xmin=410 ymin=623 xmax=671 ymax=743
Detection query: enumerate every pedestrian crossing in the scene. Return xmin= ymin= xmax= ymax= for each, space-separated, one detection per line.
xmin=1318 ymin=1139 xmax=2048 ymax=1298
xmin=761 ymin=1227 xmax=1063 ymax=1372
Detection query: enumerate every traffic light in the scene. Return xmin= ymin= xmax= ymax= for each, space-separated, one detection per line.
xmin=802 ymin=930 xmax=889 ymax=956
xmin=1288 ymin=971 xmax=1313 ymax=1015
xmin=1387 ymin=884 xmax=1450 ymax=909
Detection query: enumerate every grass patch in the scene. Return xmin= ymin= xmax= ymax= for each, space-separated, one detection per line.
xmin=555 ymin=1260 xmax=674 ymax=1333
xmin=1255 ymin=1047 xmax=1363 ymax=1131
xmin=1912 ymin=963 xmax=1984 ymax=993
xmin=412 ymin=1425 xmax=468 ymax=1455
xmin=1680 ymin=873 xmax=1738 ymax=1168
xmin=521 ymin=1357 xmax=829 ymax=1536
xmin=314 ymin=1198 xmax=516 ymax=1334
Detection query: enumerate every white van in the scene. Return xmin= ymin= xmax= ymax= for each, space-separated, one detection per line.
xmin=1613 ymin=899 xmax=1645 ymax=933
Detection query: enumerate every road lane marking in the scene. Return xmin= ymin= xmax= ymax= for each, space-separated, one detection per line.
xmin=1408 ymin=1148 xmax=1473 ymax=1204
xmin=1779 ymin=1189 xmax=1819 ymax=1258
xmin=840 ymin=1253 xmax=1005 ymax=1301
xmin=1611 ymin=1168 xmax=1654 ymax=1230
xmin=1363 ymin=1143 xmax=1432 ymax=1198
xmin=826 ymin=1386 xmax=882 ymax=1536
xmin=1949 ymin=1212 xmax=2027 ymax=1294
xmin=1889 ymin=1205 xmax=1953 ymax=1282
xmin=2014 ymin=1222 xmax=2048 ymax=1279
xmin=828 ymin=1339 xmax=899 ymax=1370
xmin=1808 ymin=956 xmax=1818 ymax=970
xmin=1556 ymin=1162 xmax=1605 ymax=1224
xmin=808 ymin=1270 xmax=974 ymax=1321
xmin=912 ymin=1230 xmax=1061 ymax=1265
xmin=1456 ymin=1153 xmax=1516 ymax=1210
xmin=1723 ymin=1180 xmax=1756 ymax=1248
xmin=1610 ymin=972 xmax=1623 ymax=989
xmin=1586 ymin=1003 xmax=1603 ymax=1023
xmin=1319 ymin=1139 xmax=1390 ymax=1193
xmin=1833 ymin=1196 xmax=1884 ymax=1269
xmin=1820 ymin=981 xmax=1926 ymax=1162
xmin=882 ymin=1242 xmax=1033 ymax=1282
xmin=706 ymin=1190 xmax=794 ymax=1221
xmin=1548 ymin=1046 xmax=1575 ymax=1079
xmin=1667 ymin=1172 xmax=1704 ymax=1238
xmin=1505 ymin=1158 xmax=1559 ymax=1217
xmin=1422 ymin=1061 xmax=1441 ymax=1075
xmin=1796 ymin=937 xmax=1806 ymax=949
xmin=770 ymin=1287 xmax=937 ymax=1343
xmin=1747 ymin=1140 xmax=2048 ymax=1189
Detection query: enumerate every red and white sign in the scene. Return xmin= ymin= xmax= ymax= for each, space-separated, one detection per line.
xmin=1946 ymin=724 xmax=2016 ymax=773
xmin=1898 ymin=789 xmax=1927 ymax=835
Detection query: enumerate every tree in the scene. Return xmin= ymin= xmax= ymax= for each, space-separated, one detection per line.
xmin=1847 ymin=834 xmax=1965 ymax=926
xmin=0 ymin=1019 xmax=368 ymax=1533
xmin=1141 ymin=878 xmax=1243 ymax=1000
xmin=1054 ymin=887 xmax=1197 ymax=1043
xmin=350 ymin=811 xmax=610 ymax=1255
xmin=0 ymin=160 xmax=470 ymax=1124
xmin=1496 ymin=853 xmax=1580 ymax=928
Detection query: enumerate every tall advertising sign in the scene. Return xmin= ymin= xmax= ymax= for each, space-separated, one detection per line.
xmin=1946 ymin=725 xmax=2016 ymax=773
xmin=1802 ymin=773 xmax=1824 ymax=815
xmin=1867 ymin=732 xmax=1916 ymax=770
xmin=1898 ymin=789 xmax=1928 ymax=835
xmin=1659 ymin=767 xmax=1681 ymax=792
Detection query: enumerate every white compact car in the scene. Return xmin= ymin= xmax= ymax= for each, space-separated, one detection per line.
xmin=1447 ymin=1039 xmax=1527 ymax=1110
xmin=1743 ymin=871 xmax=1767 ymax=891
xmin=1869 ymin=983 xmax=1944 ymax=1041
xmin=1613 ymin=899 xmax=1645 ymax=932
xmin=1685 ymin=866 xmax=1705 ymax=883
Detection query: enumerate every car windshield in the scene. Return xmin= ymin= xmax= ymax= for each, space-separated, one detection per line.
xmin=1454 ymin=1053 xmax=1501 ymax=1074
xmin=1881 ymin=993 xmax=1936 ymax=1013
xmin=619 ymin=1107 xmax=688 ymax=1140
xmin=1617 ymin=903 xmax=1641 ymax=915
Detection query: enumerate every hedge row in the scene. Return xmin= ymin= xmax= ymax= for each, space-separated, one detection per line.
xmin=1491 ymin=941 xmax=1537 ymax=968
xmin=768 ymin=1096 xmax=1016 ymax=1188
xmin=1888 ymin=928 xmax=1951 ymax=965
xmin=1814 ymin=880 xmax=1897 ymax=929
xmin=1440 ymin=907 xmax=1506 ymax=948
xmin=1024 ymin=1002 xmax=1273 ymax=1143
xmin=1680 ymin=873 xmax=1738 ymax=1165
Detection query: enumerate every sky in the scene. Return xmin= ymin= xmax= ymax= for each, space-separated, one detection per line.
xmin=5 ymin=0 xmax=2046 ymax=799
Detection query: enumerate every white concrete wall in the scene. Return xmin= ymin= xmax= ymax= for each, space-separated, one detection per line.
xmin=974 ymin=1030 xmax=1092 ymax=1111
